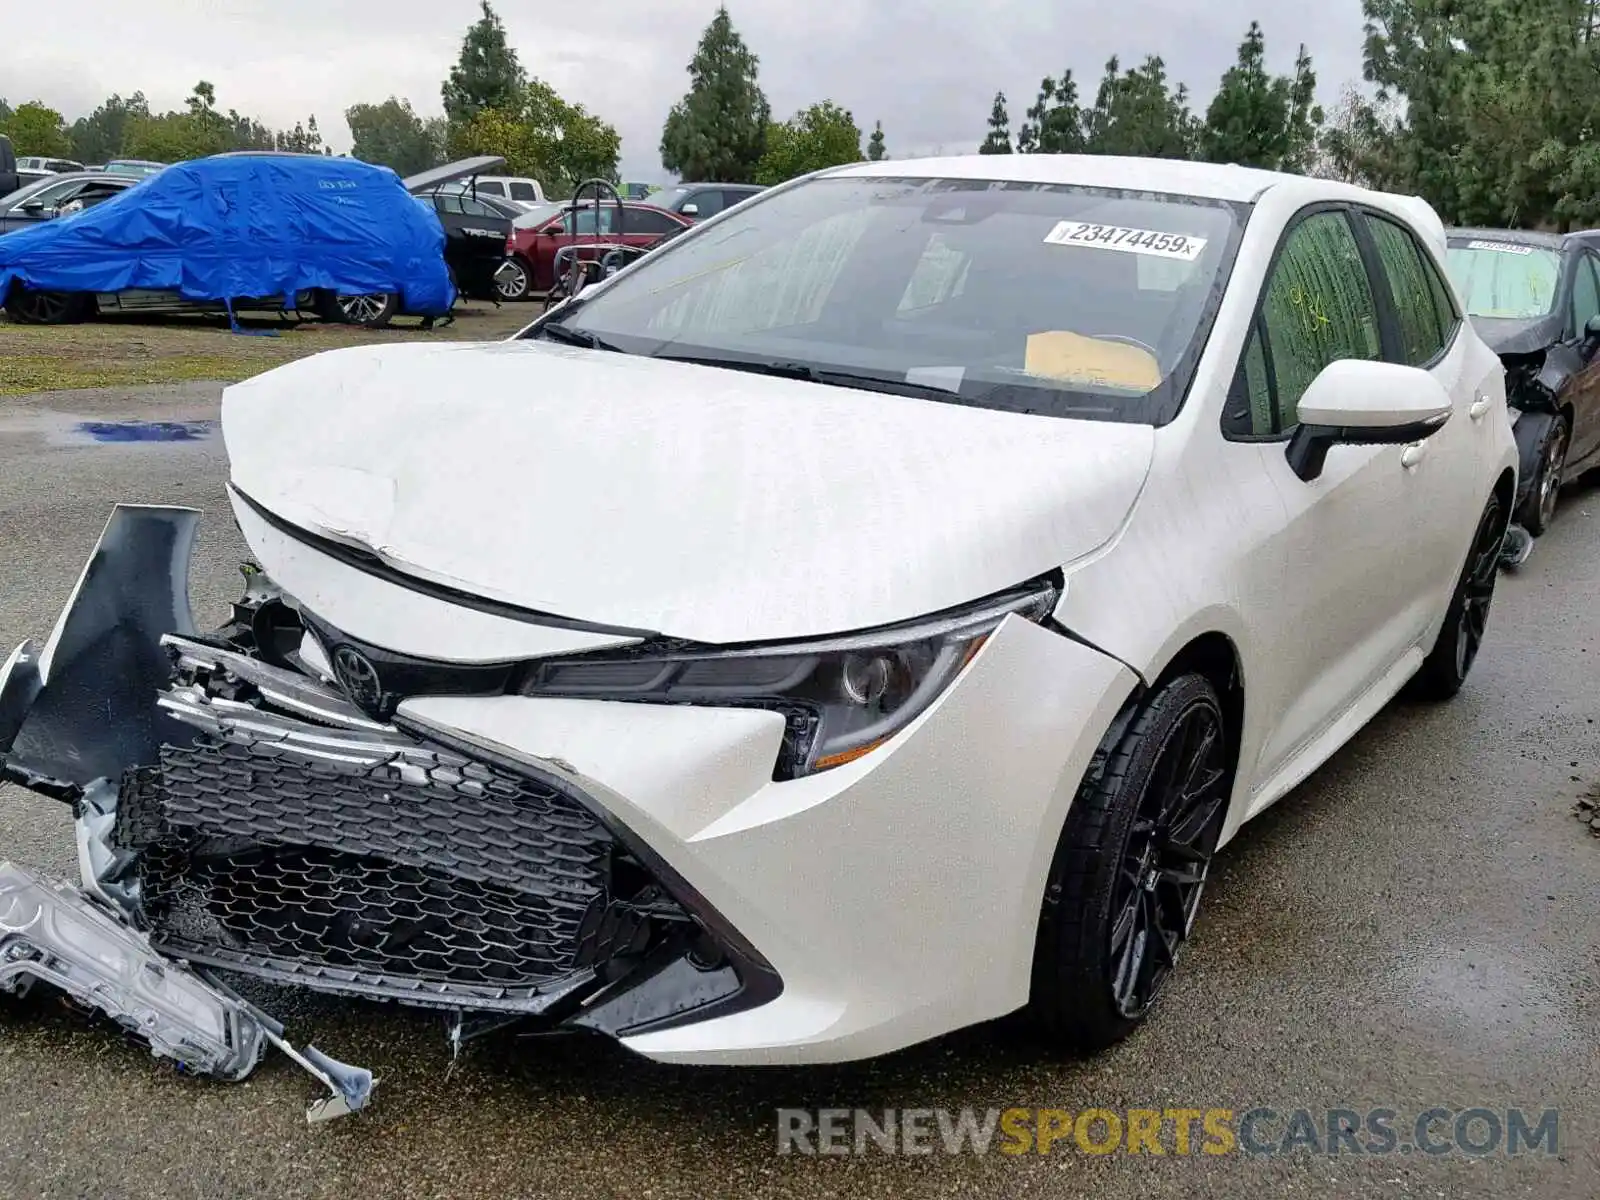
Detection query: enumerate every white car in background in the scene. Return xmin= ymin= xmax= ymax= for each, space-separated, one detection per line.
xmin=0 ymin=155 xmax=1517 ymax=1079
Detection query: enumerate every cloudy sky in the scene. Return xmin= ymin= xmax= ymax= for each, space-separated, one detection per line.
xmin=5 ymin=0 xmax=1370 ymax=181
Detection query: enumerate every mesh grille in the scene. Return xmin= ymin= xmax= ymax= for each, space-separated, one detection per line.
xmin=115 ymin=734 xmax=655 ymax=999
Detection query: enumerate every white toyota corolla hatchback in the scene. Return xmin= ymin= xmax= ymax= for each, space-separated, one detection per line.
xmin=0 ymin=155 xmax=1517 ymax=1072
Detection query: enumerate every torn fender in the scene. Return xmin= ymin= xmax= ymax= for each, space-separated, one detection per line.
xmin=1 ymin=505 xmax=202 ymax=794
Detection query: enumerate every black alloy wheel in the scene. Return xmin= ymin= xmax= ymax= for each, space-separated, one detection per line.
xmin=1031 ymin=672 xmax=1230 ymax=1053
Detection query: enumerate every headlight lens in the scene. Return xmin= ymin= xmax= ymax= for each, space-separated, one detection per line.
xmin=516 ymin=576 xmax=1061 ymax=777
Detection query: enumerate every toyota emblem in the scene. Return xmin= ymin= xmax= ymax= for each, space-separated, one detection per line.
xmin=332 ymin=645 xmax=385 ymax=716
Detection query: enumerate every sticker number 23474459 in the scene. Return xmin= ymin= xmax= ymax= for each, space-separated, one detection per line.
xmin=1043 ymin=221 xmax=1208 ymax=262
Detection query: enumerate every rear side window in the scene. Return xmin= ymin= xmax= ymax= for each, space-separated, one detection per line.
xmin=1365 ymin=213 xmax=1456 ymax=366
xmin=476 ymin=181 xmax=505 ymax=197
xmin=1224 ymin=210 xmax=1382 ymax=437
xmin=1570 ymin=254 xmax=1600 ymax=339
xmin=509 ymin=181 xmax=538 ymax=201
xmin=624 ymin=207 xmax=680 ymax=234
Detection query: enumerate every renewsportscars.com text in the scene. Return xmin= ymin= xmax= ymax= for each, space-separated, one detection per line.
xmin=775 ymin=1106 xmax=1560 ymax=1157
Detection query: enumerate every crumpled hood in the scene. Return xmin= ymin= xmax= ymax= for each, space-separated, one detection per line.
xmin=1470 ymin=313 xmax=1564 ymax=358
xmin=221 ymin=341 xmax=1155 ymax=644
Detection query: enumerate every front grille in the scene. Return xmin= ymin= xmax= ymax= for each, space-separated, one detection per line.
xmin=114 ymin=731 xmax=679 ymax=1009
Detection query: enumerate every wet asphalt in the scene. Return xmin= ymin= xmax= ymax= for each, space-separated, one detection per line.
xmin=0 ymin=383 xmax=1595 ymax=1200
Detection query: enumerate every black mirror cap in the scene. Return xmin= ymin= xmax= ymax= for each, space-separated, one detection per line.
xmin=1285 ymin=414 xmax=1450 ymax=483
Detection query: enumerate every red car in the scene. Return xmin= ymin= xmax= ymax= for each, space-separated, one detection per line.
xmin=499 ymin=202 xmax=691 ymax=299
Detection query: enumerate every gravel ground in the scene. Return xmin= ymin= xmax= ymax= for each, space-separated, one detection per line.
xmin=0 ymin=382 xmax=1596 ymax=1199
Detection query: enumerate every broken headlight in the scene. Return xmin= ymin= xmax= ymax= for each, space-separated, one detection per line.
xmin=516 ymin=577 xmax=1061 ymax=777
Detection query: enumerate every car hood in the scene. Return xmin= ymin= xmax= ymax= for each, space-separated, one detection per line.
xmin=1470 ymin=313 xmax=1564 ymax=358
xmin=221 ymin=341 xmax=1155 ymax=644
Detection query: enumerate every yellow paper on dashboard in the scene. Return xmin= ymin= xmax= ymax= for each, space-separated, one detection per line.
xmin=1024 ymin=330 xmax=1162 ymax=391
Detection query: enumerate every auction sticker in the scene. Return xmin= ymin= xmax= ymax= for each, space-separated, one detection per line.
xmin=1466 ymin=239 xmax=1535 ymax=255
xmin=1044 ymin=221 xmax=1208 ymax=261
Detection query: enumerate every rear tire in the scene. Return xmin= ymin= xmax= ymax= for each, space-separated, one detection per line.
xmin=1408 ymin=491 xmax=1507 ymax=701
xmin=317 ymin=291 xmax=399 ymax=329
xmin=495 ymin=256 xmax=532 ymax=302
xmin=4 ymin=286 xmax=90 ymax=325
xmin=1030 ymin=673 xmax=1230 ymax=1055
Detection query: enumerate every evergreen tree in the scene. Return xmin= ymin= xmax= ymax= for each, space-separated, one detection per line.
xmin=659 ymin=6 xmax=770 ymax=182
xmin=1199 ymin=23 xmax=1323 ymax=172
xmin=441 ymin=1 xmax=527 ymax=127
xmin=1082 ymin=56 xmax=1196 ymax=159
xmin=867 ymin=119 xmax=887 ymax=160
xmin=1017 ymin=73 xmax=1085 ymax=153
xmin=979 ymin=91 xmax=1012 ymax=153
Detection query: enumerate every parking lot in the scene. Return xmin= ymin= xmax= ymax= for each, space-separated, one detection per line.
xmin=0 ymin=314 xmax=1597 ymax=1199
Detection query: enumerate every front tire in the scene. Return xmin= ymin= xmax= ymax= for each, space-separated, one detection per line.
xmin=4 ymin=286 xmax=90 ymax=325
xmin=1409 ymin=491 xmax=1506 ymax=701
xmin=1030 ymin=673 xmax=1230 ymax=1054
xmin=1517 ymin=413 xmax=1568 ymax=536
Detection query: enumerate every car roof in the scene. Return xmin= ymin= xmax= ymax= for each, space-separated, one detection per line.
xmin=1448 ymin=226 xmax=1569 ymax=250
xmin=12 ymin=170 xmax=134 ymax=192
xmin=823 ymin=153 xmax=1408 ymax=205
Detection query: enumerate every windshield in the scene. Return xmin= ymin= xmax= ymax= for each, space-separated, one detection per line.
xmin=1445 ymin=239 xmax=1562 ymax=319
xmin=530 ymin=174 xmax=1244 ymax=424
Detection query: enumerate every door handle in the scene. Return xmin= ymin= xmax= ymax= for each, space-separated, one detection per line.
xmin=1469 ymin=395 xmax=1492 ymax=420
xmin=1400 ymin=442 xmax=1427 ymax=469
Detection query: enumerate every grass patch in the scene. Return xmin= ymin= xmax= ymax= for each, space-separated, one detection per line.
xmin=0 ymin=303 xmax=534 ymax=396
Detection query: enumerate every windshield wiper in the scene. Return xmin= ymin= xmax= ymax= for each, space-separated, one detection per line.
xmin=651 ymin=352 xmax=958 ymax=400
xmin=528 ymin=320 xmax=622 ymax=351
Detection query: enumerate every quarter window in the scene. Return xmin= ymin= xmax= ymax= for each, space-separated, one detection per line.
xmin=1223 ymin=210 xmax=1382 ymax=437
xmin=1366 ymin=214 xmax=1454 ymax=366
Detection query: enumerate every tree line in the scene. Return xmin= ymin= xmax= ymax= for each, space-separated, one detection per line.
xmin=8 ymin=0 xmax=1593 ymax=230
xmin=0 ymin=2 xmax=884 ymax=195
xmin=977 ymin=1 xmax=1600 ymax=233
xmin=978 ymin=23 xmax=1320 ymax=174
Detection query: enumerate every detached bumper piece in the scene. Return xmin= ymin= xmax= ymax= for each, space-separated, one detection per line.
xmin=0 ymin=859 xmax=373 ymax=1122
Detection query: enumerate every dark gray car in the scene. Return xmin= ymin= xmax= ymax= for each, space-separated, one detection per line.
xmin=649 ymin=182 xmax=765 ymax=221
xmin=0 ymin=171 xmax=137 ymax=235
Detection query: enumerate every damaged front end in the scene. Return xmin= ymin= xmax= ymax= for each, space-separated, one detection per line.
xmin=1500 ymin=342 xmax=1579 ymax=510
xmin=0 ymin=505 xmax=772 ymax=1117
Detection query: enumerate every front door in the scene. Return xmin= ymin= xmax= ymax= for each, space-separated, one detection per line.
xmin=1223 ymin=208 xmax=1468 ymax=783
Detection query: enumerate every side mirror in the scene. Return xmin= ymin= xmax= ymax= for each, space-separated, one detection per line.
xmin=679 ymin=202 xmax=699 ymax=217
xmin=1584 ymin=313 xmax=1600 ymax=350
xmin=1286 ymin=358 xmax=1453 ymax=483
xmin=19 ymin=199 xmax=45 ymax=214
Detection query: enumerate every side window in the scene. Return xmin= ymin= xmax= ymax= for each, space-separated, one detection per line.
xmin=1365 ymin=213 xmax=1449 ymax=366
xmin=434 ymin=194 xmax=464 ymax=215
xmin=625 ymin=208 xmax=678 ymax=235
xmin=458 ymin=196 xmax=495 ymax=218
xmin=688 ymin=190 xmax=725 ymax=217
xmin=14 ymin=179 xmax=79 ymax=211
xmin=1569 ymin=254 xmax=1600 ymax=340
xmin=508 ymin=181 xmax=539 ymax=202
xmin=476 ymin=181 xmax=505 ymax=197
xmin=1223 ymin=210 xmax=1381 ymax=437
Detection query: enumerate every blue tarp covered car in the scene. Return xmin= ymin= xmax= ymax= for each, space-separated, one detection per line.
xmin=0 ymin=152 xmax=455 ymax=327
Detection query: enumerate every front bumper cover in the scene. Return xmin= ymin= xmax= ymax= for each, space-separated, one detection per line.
xmin=0 ymin=505 xmax=779 ymax=1112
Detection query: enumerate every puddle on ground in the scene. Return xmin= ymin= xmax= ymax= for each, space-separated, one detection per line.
xmin=71 ymin=420 xmax=216 ymax=443
xmin=1384 ymin=941 xmax=1582 ymax=1054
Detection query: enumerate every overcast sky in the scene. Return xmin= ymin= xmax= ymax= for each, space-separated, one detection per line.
xmin=4 ymin=0 xmax=1370 ymax=181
